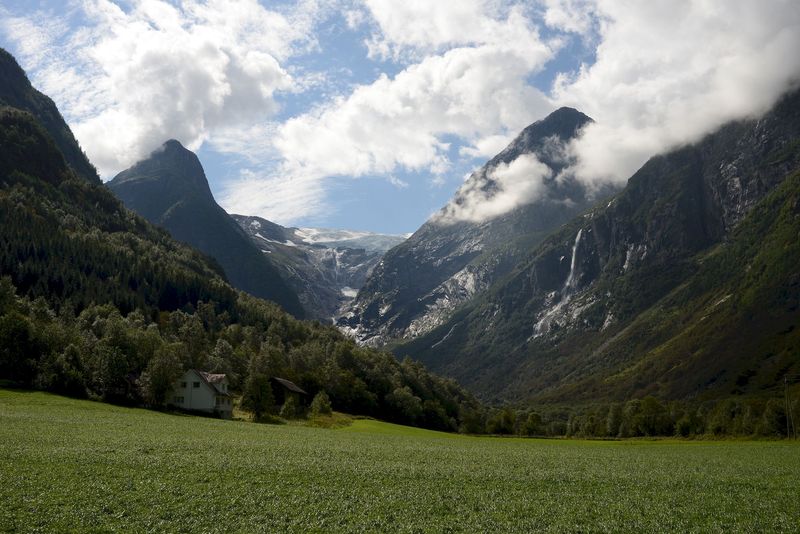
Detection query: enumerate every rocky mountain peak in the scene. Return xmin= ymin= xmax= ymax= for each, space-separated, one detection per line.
xmin=109 ymin=139 xmax=213 ymax=214
xmin=163 ymin=138 xmax=184 ymax=148
xmin=496 ymin=106 xmax=592 ymax=163
xmin=337 ymin=106 xmax=613 ymax=346
xmin=107 ymin=143 xmax=305 ymax=318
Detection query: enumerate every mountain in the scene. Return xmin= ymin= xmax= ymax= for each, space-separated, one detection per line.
xmin=0 ymin=45 xmax=233 ymax=314
xmin=0 ymin=48 xmax=98 ymax=184
xmin=338 ymin=107 xmax=617 ymax=345
xmin=0 ymin=49 xmax=481 ymax=432
xmin=397 ymin=88 xmax=800 ymax=404
xmin=107 ymin=141 xmax=304 ymax=318
xmin=233 ymin=215 xmax=407 ymax=321
xmin=0 ymin=107 xmax=478 ymax=431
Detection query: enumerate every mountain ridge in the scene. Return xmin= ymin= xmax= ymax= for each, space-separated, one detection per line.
xmin=397 ymin=87 xmax=800 ymax=404
xmin=0 ymin=48 xmax=99 ymax=184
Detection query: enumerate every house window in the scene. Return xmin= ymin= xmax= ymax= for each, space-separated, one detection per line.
xmin=193 ymin=382 xmax=200 ymax=388
xmin=173 ymin=396 xmax=184 ymax=404
xmin=180 ymin=382 xmax=187 ymax=388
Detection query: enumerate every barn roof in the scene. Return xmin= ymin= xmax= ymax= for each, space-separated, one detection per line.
xmin=271 ymin=377 xmax=308 ymax=395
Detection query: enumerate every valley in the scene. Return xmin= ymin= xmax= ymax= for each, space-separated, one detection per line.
xmin=233 ymin=215 xmax=406 ymax=320
xmin=1 ymin=1 xmax=799 ymax=527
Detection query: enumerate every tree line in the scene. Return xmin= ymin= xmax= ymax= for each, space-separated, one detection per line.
xmin=482 ymin=394 xmax=798 ymax=438
xmin=2 ymin=273 xmax=796 ymax=437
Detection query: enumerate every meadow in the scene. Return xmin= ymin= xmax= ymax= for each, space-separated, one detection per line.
xmin=1 ymin=390 xmax=798 ymax=532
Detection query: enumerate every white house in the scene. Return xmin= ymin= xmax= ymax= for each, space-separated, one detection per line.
xmin=171 ymin=369 xmax=232 ymax=419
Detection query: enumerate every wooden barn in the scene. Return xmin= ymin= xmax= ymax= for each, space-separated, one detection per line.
xmin=270 ymin=377 xmax=308 ymax=407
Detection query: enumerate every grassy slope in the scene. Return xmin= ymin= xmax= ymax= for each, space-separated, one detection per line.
xmin=1 ymin=390 xmax=798 ymax=532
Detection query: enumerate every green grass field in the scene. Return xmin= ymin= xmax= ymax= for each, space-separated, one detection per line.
xmin=1 ymin=390 xmax=798 ymax=532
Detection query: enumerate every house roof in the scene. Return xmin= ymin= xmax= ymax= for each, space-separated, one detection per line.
xmin=271 ymin=377 xmax=308 ymax=395
xmin=199 ymin=371 xmax=226 ymax=384
xmin=192 ymin=369 xmax=231 ymax=397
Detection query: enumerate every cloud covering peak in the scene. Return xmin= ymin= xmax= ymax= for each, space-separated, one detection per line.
xmin=1 ymin=0 xmax=799 ymax=230
xmin=553 ymin=0 xmax=800 ymax=185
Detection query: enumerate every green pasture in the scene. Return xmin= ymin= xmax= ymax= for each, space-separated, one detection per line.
xmin=1 ymin=390 xmax=798 ymax=532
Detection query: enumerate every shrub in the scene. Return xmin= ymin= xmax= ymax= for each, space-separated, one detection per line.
xmin=309 ymin=391 xmax=333 ymax=417
xmin=280 ymin=395 xmax=301 ymax=419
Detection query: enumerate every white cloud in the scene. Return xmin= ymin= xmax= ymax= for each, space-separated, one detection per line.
xmin=542 ymin=0 xmax=598 ymax=35
xmin=206 ymin=123 xmax=281 ymax=164
xmin=388 ymin=175 xmax=409 ymax=189
xmin=218 ymin=168 xmax=330 ymax=225
xmin=344 ymin=8 xmax=367 ymax=30
xmin=0 ymin=10 xmax=69 ymax=70
xmin=363 ymin=0 xmax=539 ymax=60
xmin=437 ymin=153 xmax=553 ymax=223
xmin=1 ymin=0 xmax=327 ymax=177
xmin=554 ymin=0 xmax=800 ymax=185
xmin=275 ymin=46 xmax=552 ymax=178
xmin=271 ymin=2 xmax=555 ymax=191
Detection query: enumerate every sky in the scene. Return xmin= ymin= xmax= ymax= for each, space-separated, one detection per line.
xmin=1 ymin=1 xmax=799 ymax=234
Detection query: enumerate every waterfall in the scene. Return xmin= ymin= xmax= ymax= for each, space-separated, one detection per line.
xmin=563 ymin=228 xmax=583 ymax=292
xmin=530 ymin=228 xmax=584 ymax=339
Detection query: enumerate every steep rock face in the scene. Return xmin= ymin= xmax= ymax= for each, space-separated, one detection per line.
xmin=398 ymin=88 xmax=800 ymax=403
xmin=338 ymin=107 xmax=616 ymax=345
xmin=108 ymin=141 xmax=304 ymax=318
xmin=0 ymin=48 xmax=99 ymax=184
xmin=233 ymin=215 xmax=407 ymax=321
